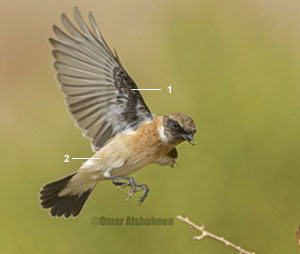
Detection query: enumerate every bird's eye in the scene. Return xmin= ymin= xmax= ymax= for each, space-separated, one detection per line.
xmin=172 ymin=121 xmax=180 ymax=130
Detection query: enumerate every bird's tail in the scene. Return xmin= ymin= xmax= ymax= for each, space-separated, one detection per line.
xmin=40 ymin=171 xmax=97 ymax=218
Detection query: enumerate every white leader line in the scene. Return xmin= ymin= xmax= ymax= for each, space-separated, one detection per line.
xmin=72 ymin=158 xmax=101 ymax=160
xmin=131 ymin=88 xmax=161 ymax=91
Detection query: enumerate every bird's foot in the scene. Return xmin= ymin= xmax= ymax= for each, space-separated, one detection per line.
xmin=135 ymin=183 xmax=149 ymax=204
xmin=111 ymin=176 xmax=149 ymax=203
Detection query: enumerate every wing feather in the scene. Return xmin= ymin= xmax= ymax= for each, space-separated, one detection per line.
xmin=50 ymin=7 xmax=153 ymax=151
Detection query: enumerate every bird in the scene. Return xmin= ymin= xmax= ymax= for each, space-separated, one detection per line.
xmin=39 ymin=7 xmax=196 ymax=218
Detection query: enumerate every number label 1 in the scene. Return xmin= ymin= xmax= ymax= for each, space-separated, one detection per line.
xmin=168 ymin=85 xmax=172 ymax=94
xmin=64 ymin=154 xmax=70 ymax=163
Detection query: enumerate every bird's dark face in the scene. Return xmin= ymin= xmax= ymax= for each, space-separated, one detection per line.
xmin=162 ymin=113 xmax=196 ymax=145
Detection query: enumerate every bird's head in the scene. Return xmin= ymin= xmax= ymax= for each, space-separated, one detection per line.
xmin=160 ymin=113 xmax=196 ymax=146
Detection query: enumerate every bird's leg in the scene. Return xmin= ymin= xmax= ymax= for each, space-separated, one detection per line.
xmin=110 ymin=176 xmax=136 ymax=200
xmin=111 ymin=176 xmax=135 ymax=189
xmin=110 ymin=176 xmax=149 ymax=203
xmin=134 ymin=183 xmax=150 ymax=204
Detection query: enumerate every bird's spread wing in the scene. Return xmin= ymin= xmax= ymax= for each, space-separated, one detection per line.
xmin=155 ymin=148 xmax=178 ymax=168
xmin=50 ymin=7 xmax=153 ymax=152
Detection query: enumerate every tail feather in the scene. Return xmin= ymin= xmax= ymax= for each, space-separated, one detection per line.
xmin=40 ymin=173 xmax=94 ymax=218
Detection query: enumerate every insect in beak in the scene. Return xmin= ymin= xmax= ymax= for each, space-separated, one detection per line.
xmin=183 ymin=134 xmax=196 ymax=145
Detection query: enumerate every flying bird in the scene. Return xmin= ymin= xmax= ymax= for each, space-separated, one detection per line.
xmin=40 ymin=7 xmax=196 ymax=218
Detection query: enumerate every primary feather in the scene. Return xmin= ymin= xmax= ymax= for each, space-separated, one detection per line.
xmin=51 ymin=7 xmax=153 ymax=152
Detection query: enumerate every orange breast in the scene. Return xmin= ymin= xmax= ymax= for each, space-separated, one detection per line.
xmin=93 ymin=116 xmax=174 ymax=168
xmin=126 ymin=116 xmax=173 ymax=161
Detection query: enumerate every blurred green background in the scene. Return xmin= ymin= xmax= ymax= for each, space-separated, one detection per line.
xmin=1 ymin=0 xmax=300 ymax=253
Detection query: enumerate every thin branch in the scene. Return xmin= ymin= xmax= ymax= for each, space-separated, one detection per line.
xmin=296 ymin=226 xmax=300 ymax=254
xmin=177 ymin=215 xmax=255 ymax=254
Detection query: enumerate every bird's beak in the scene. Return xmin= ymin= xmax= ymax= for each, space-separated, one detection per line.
xmin=183 ymin=134 xmax=196 ymax=145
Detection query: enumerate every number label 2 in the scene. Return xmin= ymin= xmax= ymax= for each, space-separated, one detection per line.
xmin=64 ymin=154 xmax=70 ymax=163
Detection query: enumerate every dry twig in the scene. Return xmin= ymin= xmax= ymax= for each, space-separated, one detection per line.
xmin=296 ymin=226 xmax=300 ymax=254
xmin=177 ymin=215 xmax=255 ymax=254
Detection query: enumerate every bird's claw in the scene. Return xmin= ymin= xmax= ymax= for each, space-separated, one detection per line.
xmin=136 ymin=184 xmax=149 ymax=205
xmin=111 ymin=176 xmax=149 ymax=204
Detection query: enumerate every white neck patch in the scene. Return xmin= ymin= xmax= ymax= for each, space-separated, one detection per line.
xmin=158 ymin=125 xmax=168 ymax=144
